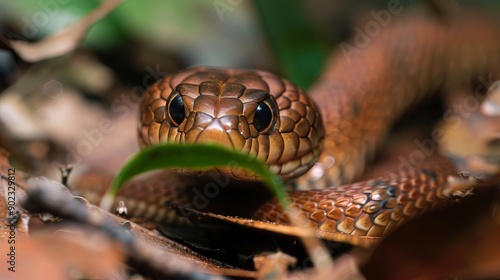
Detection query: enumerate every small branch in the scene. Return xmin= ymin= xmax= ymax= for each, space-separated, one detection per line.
xmin=22 ymin=177 xmax=224 ymax=279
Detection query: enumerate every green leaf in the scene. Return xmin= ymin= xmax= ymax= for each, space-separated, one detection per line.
xmin=101 ymin=143 xmax=290 ymax=210
xmin=254 ymin=0 xmax=328 ymax=89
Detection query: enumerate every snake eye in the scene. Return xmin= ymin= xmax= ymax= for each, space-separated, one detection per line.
xmin=168 ymin=92 xmax=186 ymax=126
xmin=254 ymin=100 xmax=273 ymax=132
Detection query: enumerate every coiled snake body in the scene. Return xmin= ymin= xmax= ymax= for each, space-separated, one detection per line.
xmin=80 ymin=11 xmax=500 ymax=239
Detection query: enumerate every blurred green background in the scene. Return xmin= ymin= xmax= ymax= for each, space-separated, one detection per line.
xmin=1 ymin=0 xmax=500 ymax=89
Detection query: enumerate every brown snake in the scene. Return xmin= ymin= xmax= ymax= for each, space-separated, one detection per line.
xmin=77 ymin=10 xmax=500 ymax=240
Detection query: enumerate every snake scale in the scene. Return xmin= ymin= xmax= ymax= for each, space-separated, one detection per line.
xmin=76 ymin=10 xmax=500 ymax=240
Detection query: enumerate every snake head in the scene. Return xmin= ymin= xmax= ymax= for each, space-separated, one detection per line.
xmin=139 ymin=67 xmax=325 ymax=181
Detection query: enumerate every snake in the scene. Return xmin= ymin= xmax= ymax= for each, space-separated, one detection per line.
xmin=76 ymin=9 xmax=500 ymax=240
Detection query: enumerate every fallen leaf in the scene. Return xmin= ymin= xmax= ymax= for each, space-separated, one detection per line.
xmin=1 ymin=0 xmax=123 ymax=62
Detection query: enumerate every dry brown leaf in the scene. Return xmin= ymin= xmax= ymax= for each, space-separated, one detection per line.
xmin=176 ymin=207 xmax=377 ymax=248
xmin=0 ymin=236 xmax=67 ymax=280
xmin=0 ymin=227 xmax=125 ymax=280
xmin=3 ymin=0 xmax=122 ymax=62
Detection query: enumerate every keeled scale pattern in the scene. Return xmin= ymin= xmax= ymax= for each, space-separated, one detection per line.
xmin=254 ymin=164 xmax=459 ymax=237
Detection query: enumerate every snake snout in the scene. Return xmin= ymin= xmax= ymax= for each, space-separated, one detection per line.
xmin=190 ymin=118 xmax=239 ymax=149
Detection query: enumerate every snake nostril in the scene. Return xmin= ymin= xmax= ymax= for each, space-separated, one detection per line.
xmin=168 ymin=92 xmax=186 ymax=126
xmin=254 ymin=100 xmax=273 ymax=132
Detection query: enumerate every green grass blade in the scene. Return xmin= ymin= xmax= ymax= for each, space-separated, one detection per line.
xmin=101 ymin=143 xmax=290 ymax=210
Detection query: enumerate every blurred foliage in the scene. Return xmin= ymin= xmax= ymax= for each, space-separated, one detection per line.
xmin=254 ymin=0 xmax=327 ymax=89
xmin=8 ymin=0 xmax=210 ymax=49
xmin=8 ymin=0 xmax=121 ymax=48
xmin=4 ymin=0 xmax=500 ymax=87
